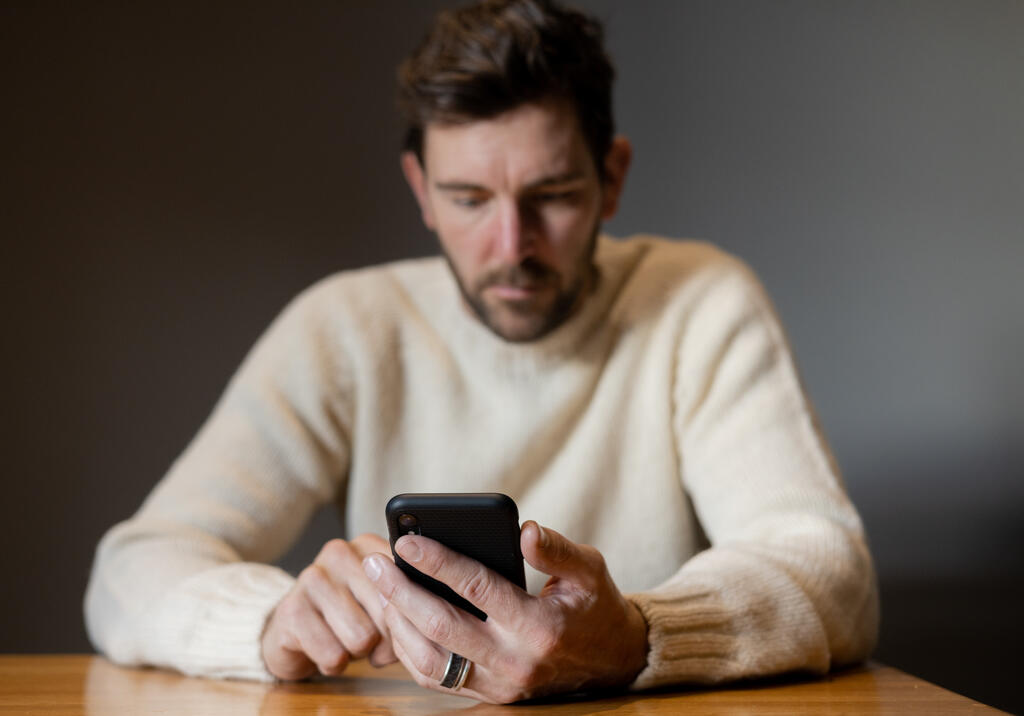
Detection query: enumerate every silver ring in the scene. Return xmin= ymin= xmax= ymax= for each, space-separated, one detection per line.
xmin=439 ymin=651 xmax=471 ymax=690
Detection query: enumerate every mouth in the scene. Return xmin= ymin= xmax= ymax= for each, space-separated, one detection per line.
xmin=486 ymin=283 xmax=551 ymax=301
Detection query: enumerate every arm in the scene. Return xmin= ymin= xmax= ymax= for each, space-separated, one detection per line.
xmin=84 ymin=281 xmax=355 ymax=680
xmin=626 ymin=260 xmax=879 ymax=689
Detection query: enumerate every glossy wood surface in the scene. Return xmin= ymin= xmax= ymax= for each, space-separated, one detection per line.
xmin=0 ymin=655 xmax=1002 ymax=715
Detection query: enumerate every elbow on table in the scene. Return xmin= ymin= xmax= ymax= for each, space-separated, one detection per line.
xmin=83 ymin=560 xmax=142 ymax=668
xmin=813 ymin=529 xmax=880 ymax=670
xmin=828 ymin=561 xmax=879 ymax=669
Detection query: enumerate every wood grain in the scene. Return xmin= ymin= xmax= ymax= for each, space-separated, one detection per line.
xmin=0 ymin=655 xmax=1003 ymax=714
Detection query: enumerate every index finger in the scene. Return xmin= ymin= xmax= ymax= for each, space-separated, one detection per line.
xmin=394 ymin=535 xmax=530 ymax=623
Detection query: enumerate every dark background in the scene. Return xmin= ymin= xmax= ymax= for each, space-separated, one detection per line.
xmin=2 ymin=1 xmax=1022 ymax=712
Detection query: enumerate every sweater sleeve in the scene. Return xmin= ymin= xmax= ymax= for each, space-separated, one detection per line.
xmin=84 ymin=280 xmax=354 ymax=681
xmin=626 ymin=259 xmax=879 ymax=690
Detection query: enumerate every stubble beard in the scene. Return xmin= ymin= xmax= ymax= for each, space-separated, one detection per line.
xmin=443 ymin=225 xmax=600 ymax=343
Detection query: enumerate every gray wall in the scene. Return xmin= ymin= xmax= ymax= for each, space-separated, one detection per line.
xmin=2 ymin=1 xmax=1021 ymax=711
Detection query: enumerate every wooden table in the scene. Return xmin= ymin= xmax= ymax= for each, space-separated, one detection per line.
xmin=0 ymin=655 xmax=1002 ymax=714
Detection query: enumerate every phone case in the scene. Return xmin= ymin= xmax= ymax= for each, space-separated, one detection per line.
xmin=385 ymin=493 xmax=526 ymax=620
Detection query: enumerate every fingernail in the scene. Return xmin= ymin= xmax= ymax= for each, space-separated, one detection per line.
xmin=536 ymin=523 xmax=549 ymax=548
xmin=378 ymin=592 xmax=388 ymax=608
xmin=397 ymin=538 xmax=422 ymax=563
xmin=363 ymin=555 xmax=382 ymax=581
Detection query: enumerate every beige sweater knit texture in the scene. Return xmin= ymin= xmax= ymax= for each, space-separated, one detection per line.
xmin=84 ymin=235 xmax=878 ymax=689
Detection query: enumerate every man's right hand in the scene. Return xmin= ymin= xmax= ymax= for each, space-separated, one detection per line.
xmin=261 ymin=534 xmax=397 ymax=680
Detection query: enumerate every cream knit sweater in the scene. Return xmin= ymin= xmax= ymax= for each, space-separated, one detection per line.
xmin=84 ymin=235 xmax=878 ymax=689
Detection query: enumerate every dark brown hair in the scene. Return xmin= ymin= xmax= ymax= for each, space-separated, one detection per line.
xmin=397 ymin=0 xmax=615 ymax=178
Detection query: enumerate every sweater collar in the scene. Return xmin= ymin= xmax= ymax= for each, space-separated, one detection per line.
xmin=440 ymin=235 xmax=632 ymax=376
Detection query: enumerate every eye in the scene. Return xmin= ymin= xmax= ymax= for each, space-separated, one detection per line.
xmin=452 ymin=195 xmax=485 ymax=209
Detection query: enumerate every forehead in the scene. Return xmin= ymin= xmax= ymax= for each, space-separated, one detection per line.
xmin=422 ymin=101 xmax=593 ymax=183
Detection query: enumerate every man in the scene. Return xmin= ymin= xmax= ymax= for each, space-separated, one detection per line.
xmin=85 ymin=0 xmax=878 ymax=704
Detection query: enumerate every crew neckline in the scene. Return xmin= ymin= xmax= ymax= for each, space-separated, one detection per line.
xmin=438 ymin=235 xmax=636 ymax=376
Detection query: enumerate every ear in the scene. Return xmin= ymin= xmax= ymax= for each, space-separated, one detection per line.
xmin=401 ymin=151 xmax=437 ymax=230
xmin=599 ymin=135 xmax=632 ymax=220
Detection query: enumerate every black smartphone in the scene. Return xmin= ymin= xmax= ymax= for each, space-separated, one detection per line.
xmin=385 ymin=493 xmax=527 ymax=621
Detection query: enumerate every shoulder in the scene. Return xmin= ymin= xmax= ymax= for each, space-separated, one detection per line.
xmin=604 ymin=235 xmax=768 ymax=321
xmin=622 ymin=234 xmax=757 ymax=281
xmin=295 ymin=255 xmax=447 ymax=307
xmin=231 ymin=255 xmax=451 ymax=389
xmin=279 ymin=255 xmax=449 ymax=327
xmin=240 ymin=255 xmax=450 ymax=369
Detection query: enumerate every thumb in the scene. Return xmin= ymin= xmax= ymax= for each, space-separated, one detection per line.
xmin=521 ymin=521 xmax=603 ymax=591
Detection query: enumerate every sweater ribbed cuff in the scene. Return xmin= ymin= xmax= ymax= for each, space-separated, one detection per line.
xmin=139 ymin=563 xmax=295 ymax=682
xmin=624 ymin=547 xmax=836 ymax=691
xmin=625 ymin=587 xmax=736 ymax=691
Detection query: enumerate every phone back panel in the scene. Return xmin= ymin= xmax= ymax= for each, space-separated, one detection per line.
xmin=385 ymin=493 xmax=526 ymax=621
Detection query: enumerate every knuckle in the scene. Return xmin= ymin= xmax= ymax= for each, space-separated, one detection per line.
xmin=422 ymin=609 xmax=453 ymax=644
xmin=352 ymin=532 xmax=387 ymax=552
xmin=577 ymin=545 xmax=606 ymax=588
xmin=267 ymin=652 xmax=314 ymax=681
xmin=409 ymin=648 xmax=436 ymax=681
xmin=413 ymin=543 xmax=441 ymax=573
xmin=319 ymin=643 xmax=348 ymax=673
xmin=378 ymin=575 xmax=398 ymax=601
xmin=317 ymin=538 xmax=352 ymax=564
xmin=587 ymin=546 xmax=609 ymax=574
xmin=581 ymin=544 xmax=604 ymax=566
xmin=298 ymin=564 xmax=328 ymax=591
xmin=277 ymin=592 xmax=307 ymax=624
xmin=548 ymin=535 xmax=572 ymax=564
xmin=369 ymin=642 xmax=396 ymax=667
xmin=462 ymin=570 xmax=494 ymax=605
xmin=348 ymin=627 xmax=379 ymax=655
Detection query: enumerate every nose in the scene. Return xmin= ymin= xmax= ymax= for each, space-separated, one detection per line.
xmin=494 ymin=198 xmax=536 ymax=262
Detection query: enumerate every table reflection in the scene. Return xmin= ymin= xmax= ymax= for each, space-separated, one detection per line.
xmin=84 ymin=657 xmax=478 ymax=715
xmin=80 ymin=656 xmax=907 ymax=716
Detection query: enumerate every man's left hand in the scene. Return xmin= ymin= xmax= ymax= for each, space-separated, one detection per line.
xmin=361 ymin=521 xmax=648 ymax=704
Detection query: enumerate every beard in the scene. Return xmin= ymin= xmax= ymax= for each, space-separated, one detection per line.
xmin=442 ymin=224 xmax=600 ymax=343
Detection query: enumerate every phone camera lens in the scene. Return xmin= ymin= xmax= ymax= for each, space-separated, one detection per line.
xmin=398 ymin=513 xmax=418 ymax=531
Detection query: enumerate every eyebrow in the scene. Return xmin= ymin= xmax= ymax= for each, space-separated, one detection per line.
xmin=433 ymin=170 xmax=586 ymax=193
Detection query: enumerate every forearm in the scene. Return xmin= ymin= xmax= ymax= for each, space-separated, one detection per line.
xmin=83 ymin=432 xmax=335 ymax=680
xmin=642 ymin=257 xmax=878 ymax=689
xmin=84 ymin=523 xmax=295 ymax=680
xmin=625 ymin=517 xmax=878 ymax=690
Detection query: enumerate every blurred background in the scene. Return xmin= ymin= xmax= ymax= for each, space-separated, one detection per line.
xmin=2 ymin=1 xmax=1021 ymax=712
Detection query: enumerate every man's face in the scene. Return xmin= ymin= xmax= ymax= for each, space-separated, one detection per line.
xmin=402 ymin=101 xmax=629 ymax=342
